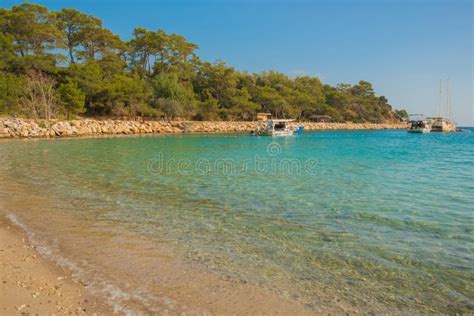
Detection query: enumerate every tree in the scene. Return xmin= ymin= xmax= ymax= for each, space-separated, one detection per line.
xmin=57 ymin=81 xmax=85 ymax=119
xmin=152 ymin=73 xmax=195 ymax=102
xmin=104 ymin=74 xmax=151 ymax=117
xmin=56 ymin=8 xmax=92 ymax=63
xmin=0 ymin=71 xmax=24 ymax=114
xmin=227 ymin=87 xmax=259 ymax=120
xmin=193 ymin=61 xmax=238 ymax=117
xmin=128 ymin=28 xmax=155 ymax=77
xmin=20 ymin=71 xmax=57 ymax=119
xmin=293 ymin=76 xmax=325 ymax=119
xmin=0 ymin=32 xmax=17 ymax=70
xmin=65 ymin=61 xmax=105 ymax=114
xmin=394 ymin=109 xmax=408 ymax=120
xmin=0 ymin=2 xmax=406 ymax=122
xmin=78 ymin=26 xmax=125 ymax=61
xmin=128 ymin=28 xmax=198 ymax=80
xmin=1 ymin=3 xmax=63 ymax=56
xmin=195 ymin=96 xmax=219 ymax=120
xmin=151 ymin=73 xmax=196 ymax=119
xmin=351 ymin=80 xmax=375 ymax=98
xmin=154 ymin=32 xmax=198 ymax=80
xmin=252 ymin=85 xmax=290 ymax=118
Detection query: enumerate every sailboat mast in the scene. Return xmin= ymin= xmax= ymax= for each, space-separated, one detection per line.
xmin=439 ymin=79 xmax=442 ymax=117
xmin=447 ymin=79 xmax=451 ymax=119
xmin=447 ymin=79 xmax=453 ymax=120
xmin=445 ymin=79 xmax=448 ymax=117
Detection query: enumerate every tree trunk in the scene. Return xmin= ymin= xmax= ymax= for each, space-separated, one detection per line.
xmin=69 ymin=47 xmax=75 ymax=64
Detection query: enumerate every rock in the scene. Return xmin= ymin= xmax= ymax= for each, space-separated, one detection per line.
xmin=0 ymin=127 xmax=10 ymax=138
xmin=0 ymin=118 xmax=407 ymax=138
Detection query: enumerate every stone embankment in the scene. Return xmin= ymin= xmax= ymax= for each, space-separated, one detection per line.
xmin=303 ymin=122 xmax=406 ymax=131
xmin=0 ymin=118 xmax=406 ymax=139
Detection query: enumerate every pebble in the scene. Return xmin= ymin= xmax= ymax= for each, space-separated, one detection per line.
xmin=15 ymin=304 xmax=27 ymax=311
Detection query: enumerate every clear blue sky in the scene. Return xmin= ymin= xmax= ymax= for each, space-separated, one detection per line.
xmin=2 ymin=0 xmax=473 ymax=125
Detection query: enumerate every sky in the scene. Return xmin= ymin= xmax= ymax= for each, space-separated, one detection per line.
xmin=2 ymin=0 xmax=473 ymax=125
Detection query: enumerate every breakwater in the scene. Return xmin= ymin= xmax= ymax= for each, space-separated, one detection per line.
xmin=0 ymin=118 xmax=406 ymax=138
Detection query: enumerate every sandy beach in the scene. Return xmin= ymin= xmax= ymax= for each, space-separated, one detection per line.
xmin=0 ymin=215 xmax=111 ymax=315
xmin=0 ymin=205 xmax=320 ymax=315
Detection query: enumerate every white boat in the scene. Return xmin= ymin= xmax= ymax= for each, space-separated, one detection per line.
xmin=250 ymin=119 xmax=304 ymax=137
xmin=407 ymin=120 xmax=431 ymax=133
xmin=407 ymin=114 xmax=431 ymax=133
xmin=428 ymin=79 xmax=457 ymax=132
xmin=428 ymin=117 xmax=457 ymax=132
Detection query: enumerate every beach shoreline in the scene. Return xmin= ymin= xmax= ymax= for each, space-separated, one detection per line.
xmin=0 ymin=117 xmax=407 ymax=139
xmin=0 ymin=214 xmax=112 ymax=315
xmin=0 ymin=192 xmax=323 ymax=315
xmin=1 ymin=128 xmax=471 ymax=314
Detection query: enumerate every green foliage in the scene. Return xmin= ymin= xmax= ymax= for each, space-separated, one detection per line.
xmin=195 ymin=97 xmax=219 ymax=121
xmin=395 ymin=109 xmax=409 ymax=120
xmin=128 ymin=28 xmax=198 ymax=80
xmin=1 ymin=3 xmax=63 ymax=55
xmin=104 ymin=74 xmax=151 ymax=116
xmin=56 ymin=8 xmax=101 ymax=63
xmin=152 ymin=73 xmax=195 ymax=103
xmin=0 ymin=32 xmax=16 ymax=70
xmin=0 ymin=71 xmax=24 ymax=114
xmin=57 ymin=81 xmax=85 ymax=119
xmin=0 ymin=2 xmax=405 ymax=121
xmin=0 ymin=3 xmax=63 ymax=73
xmin=193 ymin=61 xmax=261 ymax=120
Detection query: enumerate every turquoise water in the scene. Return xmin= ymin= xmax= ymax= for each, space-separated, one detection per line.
xmin=0 ymin=129 xmax=473 ymax=313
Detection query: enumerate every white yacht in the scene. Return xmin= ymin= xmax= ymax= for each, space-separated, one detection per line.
xmin=428 ymin=117 xmax=457 ymax=132
xmin=428 ymin=79 xmax=457 ymax=132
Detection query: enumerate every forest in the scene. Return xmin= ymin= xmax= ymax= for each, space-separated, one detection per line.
xmin=0 ymin=2 xmax=408 ymax=122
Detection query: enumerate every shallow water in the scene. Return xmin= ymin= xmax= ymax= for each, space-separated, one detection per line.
xmin=1 ymin=129 xmax=473 ymax=313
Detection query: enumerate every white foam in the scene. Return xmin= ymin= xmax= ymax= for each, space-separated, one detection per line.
xmin=7 ymin=213 xmax=143 ymax=315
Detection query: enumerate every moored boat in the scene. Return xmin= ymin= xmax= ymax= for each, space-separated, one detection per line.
xmin=428 ymin=117 xmax=457 ymax=132
xmin=407 ymin=114 xmax=431 ymax=133
xmin=407 ymin=120 xmax=431 ymax=133
xmin=250 ymin=119 xmax=304 ymax=136
xmin=428 ymin=79 xmax=457 ymax=132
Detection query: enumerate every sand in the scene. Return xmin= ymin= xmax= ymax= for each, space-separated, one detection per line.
xmin=0 ymin=211 xmax=321 ymax=315
xmin=0 ymin=216 xmax=111 ymax=315
xmin=0 ymin=177 xmax=326 ymax=315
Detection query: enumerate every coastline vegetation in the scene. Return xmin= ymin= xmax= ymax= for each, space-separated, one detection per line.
xmin=0 ymin=2 xmax=408 ymax=122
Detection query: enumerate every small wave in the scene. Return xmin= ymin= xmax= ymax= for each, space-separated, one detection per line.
xmin=6 ymin=213 xmax=155 ymax=315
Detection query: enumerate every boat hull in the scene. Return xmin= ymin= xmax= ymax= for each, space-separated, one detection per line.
xmin=428 ymin=117 xmax=457 ymax=132
xmin=272 ymin=130 xmax=294 ymax=137
xmin=407 ymin=128 xmax=430 ymax=133
xmin=430 ymin=124 xmax=457 ymax=132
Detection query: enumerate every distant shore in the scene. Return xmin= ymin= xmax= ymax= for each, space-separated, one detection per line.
xmin=0 ymin=117 xmax=407 ymax=139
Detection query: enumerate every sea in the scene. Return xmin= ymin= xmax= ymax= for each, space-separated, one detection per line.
xmin=0 ymin=128 xmax=472 ymax=314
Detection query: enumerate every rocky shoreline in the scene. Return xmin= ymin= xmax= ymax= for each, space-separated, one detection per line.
xmin=0 ymin=118 xmax=406 ymax=139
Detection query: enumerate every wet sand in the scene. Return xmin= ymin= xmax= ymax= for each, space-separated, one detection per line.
xmin=0 ymin=190 xmax=322 ymax=315
xmin=0 ymin=215 xmax=111 ymax=315
xmin=0 ymin=212 xmax=320 ymax=315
